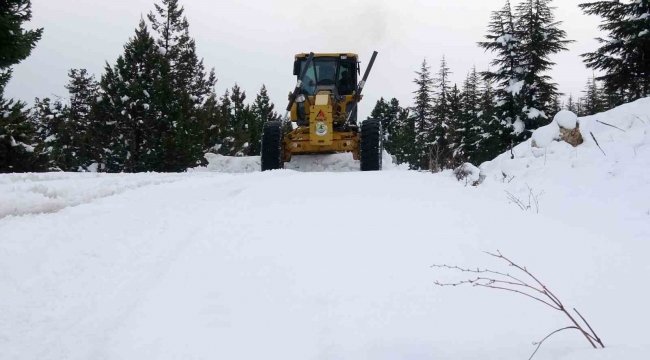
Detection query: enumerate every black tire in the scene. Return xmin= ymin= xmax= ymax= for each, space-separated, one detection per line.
xmin=261 ymin=121 xmax=284 ymax=171
xmin=360 ymin=119 xmax=383 ymax=171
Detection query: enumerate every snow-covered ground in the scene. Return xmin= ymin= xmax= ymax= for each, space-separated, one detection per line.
xmin=1 ymin=100 xmax=649 ymax=360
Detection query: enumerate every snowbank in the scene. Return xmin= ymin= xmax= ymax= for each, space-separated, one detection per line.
xmin=193 ymin=151 xmax=405 ymax=173
xmin=0 ymin=172 xmax=206 ymax=218
xmin=478 ymin=97 xmax=650 ymax=240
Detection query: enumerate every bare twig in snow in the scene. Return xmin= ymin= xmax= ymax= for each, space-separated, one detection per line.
xmin=596 ymin=120 xmax=626 ymax=132
xmin=529 ymin=327 xmax=580 ymax=360
xmin=574 ymin=308 xmax=605 ymax=348
xmin=433 ymin=251 xmax=605 ymax=359
xmin=590 ymin=132 xmax=606 ymax=156
xmin=505 ymin=185 xmax=544 ymax=213
xmin=632 ymin=114 xmax=646 ymax=124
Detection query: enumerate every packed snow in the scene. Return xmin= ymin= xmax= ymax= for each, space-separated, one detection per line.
xmin=193 ymin=151 xmax=402 ymax=173
xmin=1 ymin=100 xmax=650 ymax=360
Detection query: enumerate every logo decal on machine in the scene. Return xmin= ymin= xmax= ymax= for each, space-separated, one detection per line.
xmin=315 ymin=122 xmax=328 ymax=136
xmin=316 ymin=110 xmax=327 ymax=121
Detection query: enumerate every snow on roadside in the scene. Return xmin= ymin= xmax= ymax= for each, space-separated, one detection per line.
xmin=193 ymin=151 xmax=405 ymax=173
xmin=0 ymin=172 xmax=207 ymax=218
xmin=477 ymin=98 xmax=650 ymax=233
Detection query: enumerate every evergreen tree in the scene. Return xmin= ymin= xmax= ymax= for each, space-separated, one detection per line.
xmin=200 ymin=91 xmax=224 ymax=154
xmin=98 ymin=19 xmax=166 ymax=172
xmin=0 ymin=0 xmax=46 ymax=172
xmin=548 ymin=94 xmax=563 ymax=118
xmin=230 ymin=84 xmax=251 ymax=157
xmin=389 ymin=106 xmax=412 ymax=166
xmin=515 ymin=0 xmax=573 ymax=130
xmin=249 ymin=84 xmax=280 ymax=155
xmin=447 ymin=84 xmax=464 ymax=168
xmin=411 ymin=59 xmax=434 ymax=170
xmin=479 ymin=0 xmax=525 ymax=157
xmin=457 ymin=67 xmax=482 ymax=164
xmin=430 ymin=56 xmax=453 ymax=172
xmin=475 ymin=75 xmax=504 ymax=165
xmin=370 ymin=97 xmax=404 ymax=156
xmin=565 ymin=94 xmax=578 ymax=113
xmin=216 ymin=88 xmax=233 ymax=155
xmin=148 ymin=0 xmax=218 ymax=170
xmin=32 ymin=97 xmax=68 ymax=170
xmin=64 ymin=69 xmax=100 ymax=170
xmin=0 ymin=0 xmax=43 ymax=95
xmin=581 ymin=76 xmax=605 ymax=116
xmin=0 ymin=101 xmax=48 ymax=172
xmin=580 ymin=0 xmax=650 ymax=103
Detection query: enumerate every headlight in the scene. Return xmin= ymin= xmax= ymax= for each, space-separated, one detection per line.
xmin=296 ymin=94 xmax=306 ymax=103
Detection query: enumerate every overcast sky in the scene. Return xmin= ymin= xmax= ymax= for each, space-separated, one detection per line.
xmin=7 ymin=0 xmax=603 ymax=117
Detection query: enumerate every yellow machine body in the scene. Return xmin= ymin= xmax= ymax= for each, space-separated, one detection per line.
xmin=283 ymin=53 xmax=363 ymax=162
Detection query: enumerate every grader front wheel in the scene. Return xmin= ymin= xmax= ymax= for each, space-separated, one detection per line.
xmin=360 ymin=119 xmax=383 ymax=171
xmin=261 ymin=121 xmax=284 ymax=171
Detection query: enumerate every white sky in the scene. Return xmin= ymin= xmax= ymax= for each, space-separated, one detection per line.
xmin=7 ymin=0 xmax=603 ymax=117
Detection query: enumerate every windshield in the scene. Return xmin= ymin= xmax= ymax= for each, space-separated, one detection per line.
xmin=298 ymin=57 xmax=357 ymax=96
xmin=300 ymin=59 xmax=338 ymax=95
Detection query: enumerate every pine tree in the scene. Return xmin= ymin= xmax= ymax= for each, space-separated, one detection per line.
xmin=230 ymin=84 xmax=251 ymax=157
xmin=479 ymin=0 xmax=526 ymax=157
xmin=0 ymin=101 xmax=48 ymax=172
xmin=475 ymin=75 xmax=504 ymax=165
xmin=430 ymin=56 xmax=453 ymax=172
xmin=98 ymin=19 xmax=166 ymax=172
xmin=411 ymin=59 xmax=434 ymax=170
xmin=371 ymin=97 xmax=404 ymax=156
xmin=148 ymin=0 xmax=217 ymax=170
xmin=565 ymin=94 xmax=578 ymax=113
xmin=580 ymin=0 xmax=650 ymax=103
xmin=249 ymin=84 xmax=280 ymax=155
xmin=515 ymin=0 xmax=573 ymax=130
xmin=32 ymin=97 xmax=68 ymax=170
xmin=548 ymin=94 xmax=563 ymax=118
xmin=200 ymin=92 xmax=224 ymax=155
xmin=457 ymin=67 xmax=482 ymax=164
xmin=0 ymin=0 xmax=46 ymax=172
xmin=581 ymin=76 xmax=605 ymax=116
xmin=389 ymin=106 xmax=412 ymax=166
xmin=0 ymin=0 xmax=43 ymax=95
xmin=447 ymin=84 xmax=464 ymax=168
xmin=216 ymin=88 xmax=233 ymax=155
xmin=64 ymin=69 xmax=100 ymax=170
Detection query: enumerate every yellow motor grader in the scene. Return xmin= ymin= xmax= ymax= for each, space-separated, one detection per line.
xmin=261 ymin=51 xmax=383 ymax=171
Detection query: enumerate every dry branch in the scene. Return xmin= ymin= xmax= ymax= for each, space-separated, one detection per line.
xmin=590 ymin=132 xmax=606 ymax=156
xmin=433 ymin=251 xmax=605 ymax=359
xmin=596 ymin=120 xmax=626 ymax=132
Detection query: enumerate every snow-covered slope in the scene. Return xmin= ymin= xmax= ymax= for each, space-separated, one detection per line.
xmin=1 ymin=101 xmax=649 ymax=360
xmin=478 ymin=98 xmax=650 ymax=245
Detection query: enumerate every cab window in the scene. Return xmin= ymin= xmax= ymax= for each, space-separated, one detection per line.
xmin=337 ymin=62 xmax=356 ymax=95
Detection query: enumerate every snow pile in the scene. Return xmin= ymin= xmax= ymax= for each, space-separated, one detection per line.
xmin=195 ymin=153 xmax=262 ymax=173
xmin=0 ymin=172 xmax=200 ymax=218
xmin=479 ymin=97 xmax=650 ymax=241
xmin=554 ymin=109 xmax=578 ymax=130
xmin=531 ymin=119 xmax=560 ymax=148
xmin=194 ymin=151 xmax=404 ymax=173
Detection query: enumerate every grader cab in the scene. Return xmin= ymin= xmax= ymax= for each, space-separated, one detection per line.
xmin=260 ymin=52 xmax=383 ymax=171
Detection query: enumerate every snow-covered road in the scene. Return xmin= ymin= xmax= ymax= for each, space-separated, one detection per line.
xmin=1 ymin=170 xmax=648 ymax=360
